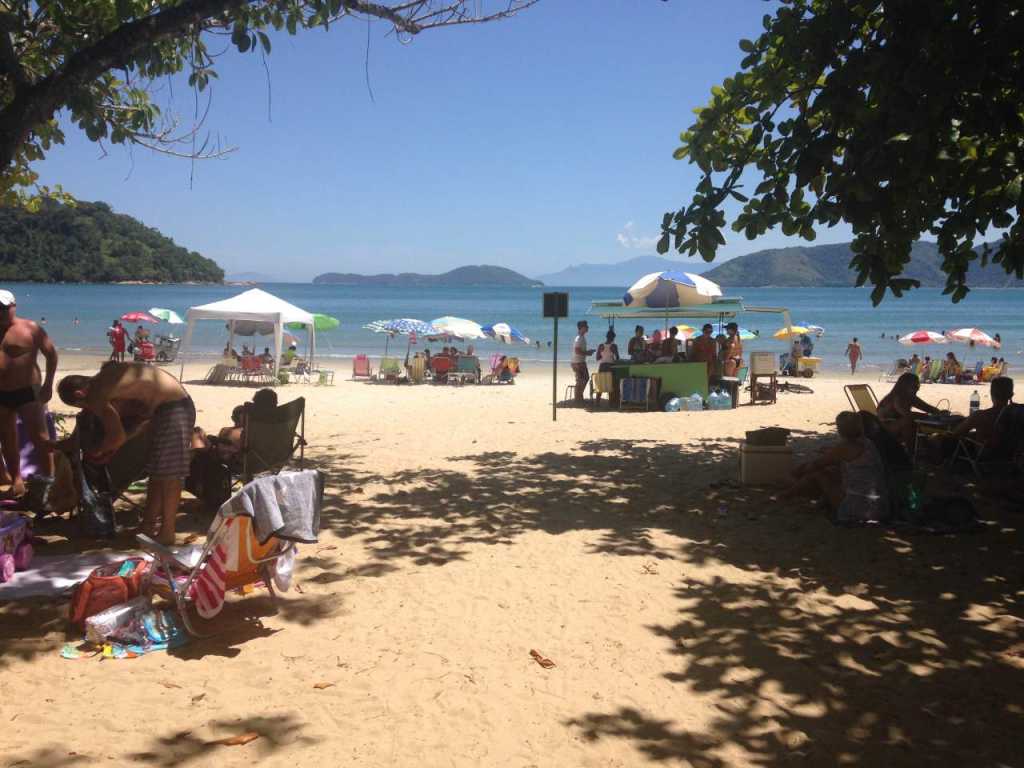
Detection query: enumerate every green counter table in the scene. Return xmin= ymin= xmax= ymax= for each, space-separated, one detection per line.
xmin=610 ymin=362 xmax=709 ymax=400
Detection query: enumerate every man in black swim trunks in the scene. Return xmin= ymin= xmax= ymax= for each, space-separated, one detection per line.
xmin=0 ymin=289 xmax=58 ymax=497
xmin=58 ymin=362 xmax=195 ymax=545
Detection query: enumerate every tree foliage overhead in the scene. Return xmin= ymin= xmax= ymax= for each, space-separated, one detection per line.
xmin=658 ymin=0 xmax=1024 ymax=303
xmin=0 ymin=199 xmax=224 ymax=282
xmin=0 ymin=0 xmax=536 ymax=206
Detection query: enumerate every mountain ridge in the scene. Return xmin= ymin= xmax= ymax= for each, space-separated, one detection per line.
xmin=702 ymin=241 xmax=1023 ymax=288
xmin=535 ymin=254 xmax=712 ymax=286
xmin=312 ymin=264 xmax=542 ymax=287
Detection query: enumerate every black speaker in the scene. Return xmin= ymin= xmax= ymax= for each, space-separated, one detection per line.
xmin=543 ymin=292 xmax=568 ymax=318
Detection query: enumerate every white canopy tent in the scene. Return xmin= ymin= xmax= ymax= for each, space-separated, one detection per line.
xmin=180 ymin=288 xmax=317 ymax=380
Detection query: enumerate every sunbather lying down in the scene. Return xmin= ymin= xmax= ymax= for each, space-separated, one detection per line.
xmin=782 ymin=411 xmax=889 ymax=524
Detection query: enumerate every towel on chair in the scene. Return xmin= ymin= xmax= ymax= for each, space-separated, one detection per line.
xmin=189 ymin=517 xmax=238 ymax=619
xmin=218 ymin=469 xmax=321 ymax=545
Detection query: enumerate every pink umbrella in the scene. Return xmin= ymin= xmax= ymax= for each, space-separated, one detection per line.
xmin=898 ymin=330 xmax=947 ymax=346
xmin=121 ymin=311 xmax=159 ymax=324
xmin=945 ymin=327 xmax=999 ymax=347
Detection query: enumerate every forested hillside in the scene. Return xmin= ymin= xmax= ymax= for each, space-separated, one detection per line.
xmin=0 ymin=200 xmax=223 ymax=283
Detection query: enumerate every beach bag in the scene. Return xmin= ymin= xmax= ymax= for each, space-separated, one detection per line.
xmin=0 ymin=513 xmax=33 ymax=583
xmin=68 ymin=558 xmax=150 ymax=628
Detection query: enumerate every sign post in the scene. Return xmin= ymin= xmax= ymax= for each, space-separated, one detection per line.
xmin=543 ymin=292 xmax=569 ymax=422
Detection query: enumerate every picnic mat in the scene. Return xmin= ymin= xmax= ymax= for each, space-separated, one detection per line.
xmin=0 ymin=552 xmax=126 ymax=600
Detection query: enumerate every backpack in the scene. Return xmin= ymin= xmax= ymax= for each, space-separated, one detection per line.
xmin=68 ymin=558 xmax=150 ymax=628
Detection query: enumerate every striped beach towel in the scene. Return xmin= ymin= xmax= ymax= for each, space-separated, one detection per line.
xmin=189 ymin=517 xmax=238 ymax=619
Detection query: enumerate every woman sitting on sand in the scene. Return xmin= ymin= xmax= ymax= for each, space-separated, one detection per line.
xmin=877 ymin=373 xmax=944 ymax=449
xmin=784 ymin=411 xmax=888 ymax=523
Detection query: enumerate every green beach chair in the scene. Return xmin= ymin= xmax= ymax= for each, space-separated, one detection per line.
xmin=378 ymin=357 xmax=404 ymax=383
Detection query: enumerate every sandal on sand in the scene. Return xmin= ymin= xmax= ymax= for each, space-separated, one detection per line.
xmin=530 ymin=649 xmax=555 ymax=669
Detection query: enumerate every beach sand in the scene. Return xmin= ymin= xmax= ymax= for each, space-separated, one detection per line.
xmin=2 ymin=357 xmax=1021 ymax=767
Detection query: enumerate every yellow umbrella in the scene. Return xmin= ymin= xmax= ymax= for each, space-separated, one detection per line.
xmin=773 ymin=325 xmax=811 ymax=340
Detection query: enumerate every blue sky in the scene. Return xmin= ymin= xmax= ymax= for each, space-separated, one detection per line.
xmin=35 ymin=0 xmax=855 ymax=281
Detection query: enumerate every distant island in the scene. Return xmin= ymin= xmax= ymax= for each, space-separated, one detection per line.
xmin=313 ymin=264 xmax=542 ymax=287
xmin=0 ymin=200 xmax=224 ymax=283
xmin=703 ymin=241 xmax=1023 ymax=289
xmin=535 ymin=254 xmax=710 ymax=286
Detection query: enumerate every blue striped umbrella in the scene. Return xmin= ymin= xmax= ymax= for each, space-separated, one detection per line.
xmin=623 ymin=270 xmax=722 ymax=308
xmin=364 ymin=318 xmax=439 ymax=357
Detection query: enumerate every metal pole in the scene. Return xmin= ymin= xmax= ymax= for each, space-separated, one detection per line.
xmin=552 ymin=316 xmax=558 ymax=422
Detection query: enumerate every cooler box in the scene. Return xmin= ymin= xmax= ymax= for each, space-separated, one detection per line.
xmin=739 ymin=441 xmax=793 ymax=485
xmin=798 ymin=357 xmax=821 ymax=376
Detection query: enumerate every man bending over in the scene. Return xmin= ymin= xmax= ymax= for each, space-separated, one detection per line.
xmin=58 ymin=363 xmax=195 ymax=544
xmin=0 ymin=289 xmax=58 ymax=498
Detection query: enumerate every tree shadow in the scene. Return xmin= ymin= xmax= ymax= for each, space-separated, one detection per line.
xmin=124 ymin=712 xmax=317 ymax=767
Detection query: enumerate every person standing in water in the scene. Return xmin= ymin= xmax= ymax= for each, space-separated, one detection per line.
xmin=846 ymin=337 xmax=863 ymax=374
xmin=0 ymin=289 xmax=58 ymax=498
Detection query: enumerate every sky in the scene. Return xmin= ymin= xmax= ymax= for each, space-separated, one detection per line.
xmin=35 ymin=0 xmax=856 ymax=282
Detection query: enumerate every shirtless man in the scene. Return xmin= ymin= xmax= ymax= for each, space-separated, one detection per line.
xmin=58 ymin=363 xmax=195 ymax=544
xmin=0 ymin=290 xmax=58 ymax=497
xmin=722 ymin=322 xmax=743 ymax=377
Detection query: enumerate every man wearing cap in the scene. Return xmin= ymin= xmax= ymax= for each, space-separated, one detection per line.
xmin=0 ymin=289 xmax=59 ymax=498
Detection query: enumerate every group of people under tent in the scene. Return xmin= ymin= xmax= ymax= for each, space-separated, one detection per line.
xmin=569 ymin=319 xmax=746 ymax=405
xmin=785 ymin=373 xmax=1019 ymax=524
xmin=222 ymin=341 xmax=301 ymax=369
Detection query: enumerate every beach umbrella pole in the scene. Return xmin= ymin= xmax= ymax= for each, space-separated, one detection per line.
xmin=552 ymin=316 xmax=558 ymax=422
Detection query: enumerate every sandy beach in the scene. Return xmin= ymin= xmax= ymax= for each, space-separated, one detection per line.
xmin=1 ymin=356 xmax=1021 ymax=767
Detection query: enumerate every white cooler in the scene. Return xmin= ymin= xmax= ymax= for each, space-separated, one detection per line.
xmin=739 ymin=441 xmax=793 ymax=485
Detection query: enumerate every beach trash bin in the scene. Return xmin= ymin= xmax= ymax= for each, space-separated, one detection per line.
xmin=739 ymin=441 xmax=793 ymax=486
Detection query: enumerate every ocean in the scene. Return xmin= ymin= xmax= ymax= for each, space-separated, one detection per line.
xmin=9 ymin=283 xmax=1023 ymax=373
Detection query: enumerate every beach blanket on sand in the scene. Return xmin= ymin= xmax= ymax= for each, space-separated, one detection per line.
xmin=218 ymin=469 xmax=322 ymax=545
xmin=0 ymin=552 xmax=125 ymax=600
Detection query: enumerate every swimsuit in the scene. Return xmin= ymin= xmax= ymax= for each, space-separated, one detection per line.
xmin=0 ymin=387 xmax=36 ymax=410
xmin=146 ymin=396 xmax=196 ymax=479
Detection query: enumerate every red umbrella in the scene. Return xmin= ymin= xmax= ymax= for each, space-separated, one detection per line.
xmin=121 ymin=311 xmax=159 ymax=324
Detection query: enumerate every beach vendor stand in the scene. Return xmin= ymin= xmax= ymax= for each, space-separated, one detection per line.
xmin=589 ymin=297 xmax=795 ymax=408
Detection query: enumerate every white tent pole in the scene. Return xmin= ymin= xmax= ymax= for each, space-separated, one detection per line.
xmin=229 ymin=319 xmax=235 ymax=353
xmin=273 ymin=313 xmax=283 ymax=381
xmin=308 ymin=324 xmax=315 ymax=368
xmin=179 ymin=315 xmax=195 ymax=381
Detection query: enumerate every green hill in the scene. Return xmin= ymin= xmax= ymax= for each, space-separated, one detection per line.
xmin=0 ymin=200 xmax=224 ymax=283
xmin=313 ymin=264 xmax=542 ymax=287
xmin=704 ymin=241 xmax=1023 ymax=289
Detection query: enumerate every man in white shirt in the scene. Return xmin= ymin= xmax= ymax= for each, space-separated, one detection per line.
xmin=571 ymin=320 xmax=593 ymax=404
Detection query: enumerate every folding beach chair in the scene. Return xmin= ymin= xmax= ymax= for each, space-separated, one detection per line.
xmin=960 ymin=361 xmax=984 ymax=384
xmin=947 ymin=404 xmax=1024 ymax=478
xmin=139 ymin=469 xmax=323 ymax=636
xmin=430 ymin=355 xmax=453 ymax=383
xmin=844 ymin=383 xmax=879 ymax=415
xmin=484 ymin=354 xmax=504 ymax=384
xmin=450 ymin=355 xmax=480 ymax=385
xmin=408 ymin=355 xmax=427 ymax=384
xmin=352 ymin=354 xmax=374 ymax=380
xmin=240 ymin=397 xmax=306 ymax=483
xmin=377 ymin=357 xmax=403 ymax=383
xmin=589 ymin=371 xmax=615 ymax=406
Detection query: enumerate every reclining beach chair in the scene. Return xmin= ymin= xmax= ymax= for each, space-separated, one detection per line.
xmin=140 ymin=469 xmax=323 ymax=636
xmin=484 ymin=354 xmax=504 ymax=384
xmin=377 ymin=357 xmax=403 ymax=383
xmin=408 ymin=355 xmax=427 ymax=384
xmin=450 ymin=355 xmax=481 ymax=385
xmin=430 ymin=355 xmax=452 ymax=383
xmin=844 ymin=383 xmax=879 ymax=415
xmin=352 ymin=354 xmax=374 ymax=380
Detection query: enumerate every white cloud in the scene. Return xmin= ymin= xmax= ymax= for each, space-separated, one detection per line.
xmin=616 ymin=221 xmax=660 ymax=250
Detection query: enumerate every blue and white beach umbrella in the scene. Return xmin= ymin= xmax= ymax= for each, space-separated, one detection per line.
xmin=623 ymin=270 xmax=722 ymax=308
xmin=482 ymin=322 xmax=530 ymax=345
xmin=364 ymin=318 xmax=439 ymax=337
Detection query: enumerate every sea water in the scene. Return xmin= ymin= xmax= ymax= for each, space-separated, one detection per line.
xmin=8 ymin=283 xmax=1024 ymax=373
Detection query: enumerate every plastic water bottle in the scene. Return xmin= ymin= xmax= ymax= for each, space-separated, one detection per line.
xmin=665 ymin=397 xmax=682 ymax=412
xmin=708 ymin=389 xmax=720 ymax=410
xmin=690 ymin=393 xmax=704 ymax=412
xmin=719 ymin=388 xmax=733 ymax=410
xmin=969 ymin=390 xmax=980 ymax=414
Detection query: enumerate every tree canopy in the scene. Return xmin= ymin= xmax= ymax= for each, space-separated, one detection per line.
xmin=0 ymin=199 xmax=224 ymax=282
xmin=0 ymin=0 xmax=535 ymax=207
xmin=658 ymin=0 xmax=1024 ymax=303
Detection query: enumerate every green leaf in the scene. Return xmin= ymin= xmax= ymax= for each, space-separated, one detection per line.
xmin=739 ymin=39 xmax=755 ymax=53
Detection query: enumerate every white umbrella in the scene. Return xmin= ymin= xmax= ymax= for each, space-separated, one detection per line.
xmin=623 ymin=270 xmax=722 ymax=308
xmin=945 ymin=328 xmax=999 ymax=347
xmin=898 ymin=330 xmax=947 ymax=346
xmin=430 ymin=316 xmax=486 ymax=340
